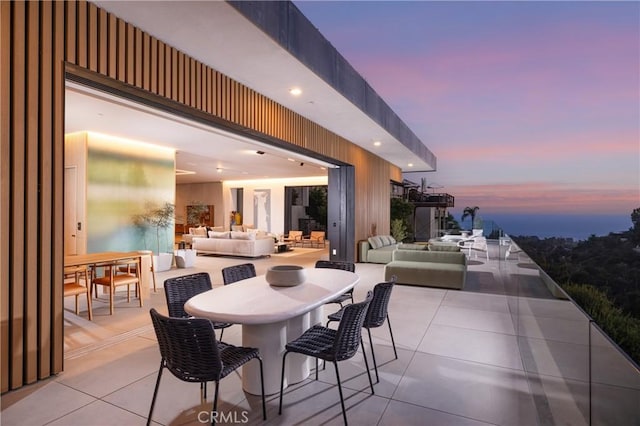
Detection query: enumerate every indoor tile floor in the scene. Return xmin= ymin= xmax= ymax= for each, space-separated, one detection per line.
xmin=2 ymin=245 xmax=639 ymax=425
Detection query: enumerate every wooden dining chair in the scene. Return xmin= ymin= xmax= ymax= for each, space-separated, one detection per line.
xmin=118 ymin=250 xmax=157 ymax=292
xmin=63 ymin=265 xmax=93 ymax=321
xmin=93 ymin=257 xmax=142 ymax=315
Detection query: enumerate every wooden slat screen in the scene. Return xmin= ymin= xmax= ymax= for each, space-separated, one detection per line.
xmin=1 ymin=0 xmax=401 ymax=392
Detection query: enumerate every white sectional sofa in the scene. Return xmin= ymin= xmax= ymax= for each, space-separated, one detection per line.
xmin=192 ymin=230 xmax=274 ymax=258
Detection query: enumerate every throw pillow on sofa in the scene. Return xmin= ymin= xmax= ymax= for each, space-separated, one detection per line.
xmin=368 ymin=235 xmax=396 ymax=249
xmin=230 ymin=231 xmax=255 ymax=240
xmin=247 ymin=228 xmax=267 ymax=238
xmin=379 ymin=235 xmax=397 ymax=246
xmin=209 ymin=231 xmax=230 ymax=239
xmin=368 ymin=236 xmax=384 ymax=249
xmin=191 ymin=226 xmax=208 ymax=237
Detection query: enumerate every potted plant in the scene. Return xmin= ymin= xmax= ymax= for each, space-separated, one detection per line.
xmin=133 ymin=201 xmax=175 ymax=272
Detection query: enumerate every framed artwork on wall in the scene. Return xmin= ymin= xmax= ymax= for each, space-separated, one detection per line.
xmin=186 ymin=204 xmax=214 ymax=227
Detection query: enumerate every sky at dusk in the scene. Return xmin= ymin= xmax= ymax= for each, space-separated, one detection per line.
xmin=295 ymin=1 xmax=639 ymax=221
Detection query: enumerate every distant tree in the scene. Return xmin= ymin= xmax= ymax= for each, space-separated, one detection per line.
xmin=461 ymin=206 xmax=480 ymax=230
xmin=306 ymin=186 xmax=327 ymax=229
xmin=391 ymin=218 xmax=408 ymax=242
xmin=391 ymin=197 xmax=414 ymax=239
xmin=631 ymin=207 xmax=640 ymax=243
xmin=391 ymin=197 xmax=413 ymax=222
xmin=446 ymin=212 xmax=461 ymax=230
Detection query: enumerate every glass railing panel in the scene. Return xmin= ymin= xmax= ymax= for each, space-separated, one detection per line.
xmin=491 ymin=222 xmax=640 ymax=425
xmin=589 ymin=322 xmax=640 ymax=424
xmin=481 ymin=219 xmax=504 ymax=241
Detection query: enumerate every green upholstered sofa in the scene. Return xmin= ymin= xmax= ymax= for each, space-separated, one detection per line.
xmin=358 ymin=235 xmax=399 ymax=263
xmin=384 ymin=250 xmax=467 ymax=289
xmin=427 ymin=241 xmax=461 ymax=252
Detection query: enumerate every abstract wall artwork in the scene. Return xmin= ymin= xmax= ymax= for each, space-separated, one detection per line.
xmin=253 ymin=189 xmax=271 ymax=232
xmin=85 ymin=133 xmax=175 ymax=253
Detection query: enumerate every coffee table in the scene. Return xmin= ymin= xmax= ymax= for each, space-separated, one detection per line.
xmin=274 ymin=241 xmax=293 ymax=253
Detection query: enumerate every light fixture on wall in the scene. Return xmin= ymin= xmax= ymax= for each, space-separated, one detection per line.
xmin=176 ymin=169 xmax=196 ymax=176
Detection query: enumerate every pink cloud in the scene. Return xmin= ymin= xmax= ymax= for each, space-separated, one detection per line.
xmin=313 ymin=3 xmax=639 ymax=217
xmin=346 ymin=20 xmax=639 ymax=127
xmin=434 ymin=132 xmax=637 ymax=161
xmin=448 ymin=182 xmax=639 ymax=214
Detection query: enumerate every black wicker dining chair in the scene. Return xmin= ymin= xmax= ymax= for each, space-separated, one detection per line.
xmin=221 ymin=263 xmax=256 ymax=285
xmin=147 ymin=309 xmax=266 ymax=426
xmin=163 ymin=273 xmax=233 ymax=341
xmin=327 ymin=276 xmax=397 ymax=383
xmin=315 ymin=260 xmax=356 ymax=307
xmin=279 ymin=291 xmax=374 ymax=425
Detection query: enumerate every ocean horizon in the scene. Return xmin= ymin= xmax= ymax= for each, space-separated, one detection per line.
xmin=459 ymin=213 xmax=632 ymax=241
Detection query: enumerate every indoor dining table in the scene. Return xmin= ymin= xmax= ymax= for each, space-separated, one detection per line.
xmin=184 ymin=267 xmax=359 ymax=395
xmin=64 ymin=251 xmax=152 ymax=298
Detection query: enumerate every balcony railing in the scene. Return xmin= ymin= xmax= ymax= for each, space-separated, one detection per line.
xmin=407 ymin=191 xmax=455 ymax=207
xmin=480 ymin=223 xmax=640 ymax=424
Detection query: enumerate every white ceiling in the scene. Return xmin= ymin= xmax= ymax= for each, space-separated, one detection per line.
xmin=74 ymin=0 xmax=434 ymax=183
xmin=65 ymin=83 xmax=332 ymax=183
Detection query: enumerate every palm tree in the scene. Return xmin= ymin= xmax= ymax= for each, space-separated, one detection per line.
xmin=461 ymin=206 xmax=480 ymax=230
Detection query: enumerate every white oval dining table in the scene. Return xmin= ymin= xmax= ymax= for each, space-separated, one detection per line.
xmin=184 ymin=268 xmax=359 ymax=395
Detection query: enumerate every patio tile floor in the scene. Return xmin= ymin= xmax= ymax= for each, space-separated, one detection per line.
xmin=2 ymin=245 xmax=638 ymax=425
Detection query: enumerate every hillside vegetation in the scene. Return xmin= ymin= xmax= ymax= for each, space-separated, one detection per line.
xmin=512 ymin=207 xmax=640 ymax=365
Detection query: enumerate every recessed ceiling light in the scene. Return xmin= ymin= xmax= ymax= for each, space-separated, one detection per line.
xmin=373 ymin=141 xmax=381 ymax=147
xmin=289 ymin=87 xmax=302 ymax=96
xmin=256 ymin=150 xmax=265 ymax=155
xmin=407 ymin=163 xmax=414 ymax=167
